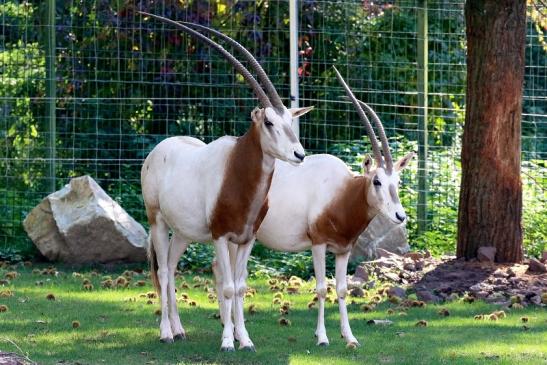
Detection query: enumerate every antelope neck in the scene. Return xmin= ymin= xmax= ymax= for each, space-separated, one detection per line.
xmin=308 ymin=176 xmax=373 ymax=249
xmin=210 ymin=124 xmax=274 ymax=244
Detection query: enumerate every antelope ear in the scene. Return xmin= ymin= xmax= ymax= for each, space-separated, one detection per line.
xmin=394 ymin=152 xmax=415 ymax=172
xmin=250 ymin=107 xmax=265 ymax=124
xmin=362 ymin=154 xmax=373 ymax=173
xmin=289 ymin=106 xmax=314 ymax=118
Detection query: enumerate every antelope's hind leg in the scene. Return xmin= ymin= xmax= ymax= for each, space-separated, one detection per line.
xmin=150 ymin=215 xmax=174 ymax=343
xmin=168 ymin=234 xmax=189 ymax=340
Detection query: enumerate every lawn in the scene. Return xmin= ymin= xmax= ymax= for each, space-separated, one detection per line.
xmin=0 ymin=264 xmax=546 ymax=365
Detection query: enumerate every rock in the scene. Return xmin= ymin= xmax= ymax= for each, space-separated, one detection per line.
xmin=347 ymin=277 xmax=364 ymax=290
xmin=542 ymin=251 xmax=547 ymax=263
xmin=493 ymin=278 xmax=507 ymax=286
xmin=349 ymin=287 xmax=365 ymax=298
xmin=528 ymin=294 xmax=541 ymax=305
xmin=387 ymin=286 xmax=406 ymax=298
xmin=374 ymin=257 xmax=399 ymax=269
xmin=23 ymin=176 xmax=147 ymax=263
xmin=527 ymin=258 xmax=547 ymax=273
xmin=485 ymin=292 xmax=506 ymax=303
xmin=477 ymin=246 xmax=496 ymax=263
xmin=403 ymin=260 xmax=416 ymax=272
xmin=416 ymin=290 xmax=441 ymax=303
xmin=492 ymin=269 xmax=507 ymax=278
xmin=351 ymin=213 xmax=409 ymax=261
xmin=383 ymin=272 xmax=401 ymax=283
xmin=367 ymin=319 xmax=393 ymax=326
xmin=376 ymin=248 xmax=400 ymax=259
xmin=0 ymin=352 xmax=31 ymax=365
xmin=414 ymin=259 xmax=425 ymax=271
xmin=353 ymin=265 xmax=369 ymax=281
xmin=404 ymin=252 xmax=424 ymax=261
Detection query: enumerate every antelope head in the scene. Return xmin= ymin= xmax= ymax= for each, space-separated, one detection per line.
xmin=139 ymin=13 xmax=313 ymax=165
xmin=334 ymin=67 xmax=415 ymax=224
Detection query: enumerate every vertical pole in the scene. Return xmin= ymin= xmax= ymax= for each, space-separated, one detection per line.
xmin=45 ymin=0 xmax=56 ymax=192
xmin=417 ymin=0 xmax=428 ymax=233
xmin=289 ymin=0 xmax=299 ymax=137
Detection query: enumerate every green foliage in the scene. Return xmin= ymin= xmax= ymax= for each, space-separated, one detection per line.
xmin=178 ymin=242 xmax=357 ymax=280
xmin=522 ymin=160 xmax=547 ymax=258
xmin=0 ymin=0 xmax=545 ymax=267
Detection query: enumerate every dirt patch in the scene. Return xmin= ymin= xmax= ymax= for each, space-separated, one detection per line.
xmin=353 ymin=250 xmax=547 ymax=306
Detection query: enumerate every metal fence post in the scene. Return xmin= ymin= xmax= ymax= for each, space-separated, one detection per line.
xmin=289 ymin=0 xmax=299 ymax=137
xmin=417 ymin=0 xmax=428 ymax=233
xmin=45 ymin=0 xmax=56 ymax=192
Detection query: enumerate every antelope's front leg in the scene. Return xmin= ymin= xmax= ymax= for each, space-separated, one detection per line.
xmin=312 ymin=244 xmax=329 ymax=346
xmin=214 ymin=238 xmax=236 ymax=351
xmin=232 ymin=240 xmax=255 ymax=351
xmin=335 ymin=251 xmax=359 ymax=346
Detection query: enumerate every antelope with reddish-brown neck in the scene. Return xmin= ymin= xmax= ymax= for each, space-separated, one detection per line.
xmin=215 ymin=67 xmax=414 ymax=347
xmin=140 ymin=13 xmax=313 ymax=351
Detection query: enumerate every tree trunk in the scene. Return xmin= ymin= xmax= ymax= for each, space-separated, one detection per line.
xmin=457 ymin=0 xmax=525 ymax=263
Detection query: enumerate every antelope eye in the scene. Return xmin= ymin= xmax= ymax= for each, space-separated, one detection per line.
xmin=265 ymin=120 xmax=273 ymax=127
xmin=373 ymin=178 xmax=382 ymax=186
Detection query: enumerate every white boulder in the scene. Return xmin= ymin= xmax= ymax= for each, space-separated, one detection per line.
xmin=350 ymin=212 xmax=410 ymax=261
xmin=23 ymin=176 xmax=147 ymax=263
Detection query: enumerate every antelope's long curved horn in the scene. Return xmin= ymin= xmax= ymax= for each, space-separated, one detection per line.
xmin=138 ymin=11 xmax=272 ymax=108
xmin=333 ymin=66 xmax=383 ymax=168
xmin=181 ymin=22 xmax=284 ymax=111
xmin=356 ymin=101 xmax=393 ymax=173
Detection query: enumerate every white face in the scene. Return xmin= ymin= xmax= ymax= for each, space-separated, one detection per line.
xmin=363 ymin=152 xmax=415 ymax=224
xmin=255 ymin=106 xmax=312 ymax=166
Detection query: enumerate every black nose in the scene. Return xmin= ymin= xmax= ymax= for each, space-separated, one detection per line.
xmin=395 ymin=212 xmax=406 ymax=222
xmin=294 ymin=151 xmax=305 ymax=161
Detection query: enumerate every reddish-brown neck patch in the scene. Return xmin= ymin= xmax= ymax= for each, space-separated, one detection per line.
xmin=308 ymin=176 xmax=373 ymax=249
xmin=210 ymin=123 xmax=273 ymax=244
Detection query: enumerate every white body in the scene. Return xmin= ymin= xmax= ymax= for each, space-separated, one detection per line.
xmin=143 ymin=136 xmax=226 ymax=243
xmin=257 ymin=155 xmax=354 ymax=252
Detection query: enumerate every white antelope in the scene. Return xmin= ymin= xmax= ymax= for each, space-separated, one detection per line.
xmin=140 ymin=13 xmax=313 ymax=351
xmin=215 ymin=67 xmax=414 ymax=347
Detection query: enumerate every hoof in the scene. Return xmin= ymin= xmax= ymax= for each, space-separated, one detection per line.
xmin=346 ymin=341 xmax=360 ymax=349
xmin=160 ymin=337 xmax=174 ymax=344
xmin=221 ymin=346 xmax=235 ymax=352
xmin=173 ymin=333 xmax=186 ymax=341
xmin=318 ymin=342 xmax=329 ymax=347
xmin=240 ymin=345 xmax=256 ymax=352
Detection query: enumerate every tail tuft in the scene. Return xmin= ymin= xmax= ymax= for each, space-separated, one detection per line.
xmin=147 ymin=234 xmax=160 ymax=295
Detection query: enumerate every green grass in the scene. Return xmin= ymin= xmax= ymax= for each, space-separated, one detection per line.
xmin=0 ymin=264 xmax=546 ymax=365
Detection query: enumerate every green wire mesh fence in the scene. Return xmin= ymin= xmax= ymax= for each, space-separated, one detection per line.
xmin=1 ymin=0 xmax=545 ymax=259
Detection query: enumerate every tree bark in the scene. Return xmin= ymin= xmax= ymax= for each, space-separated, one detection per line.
xmin=457 ymin=0 xmax=525 ymax=263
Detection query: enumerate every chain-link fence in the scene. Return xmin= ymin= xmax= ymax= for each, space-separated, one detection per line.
xmin=1 ymin=0 xmax=545 ymax=259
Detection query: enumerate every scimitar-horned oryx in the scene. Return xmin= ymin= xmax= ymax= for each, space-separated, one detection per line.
xmin=215 ymin=66 xmax=414 ymax=347
xmin=140 ymin=12 xmax=313 ymax=351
